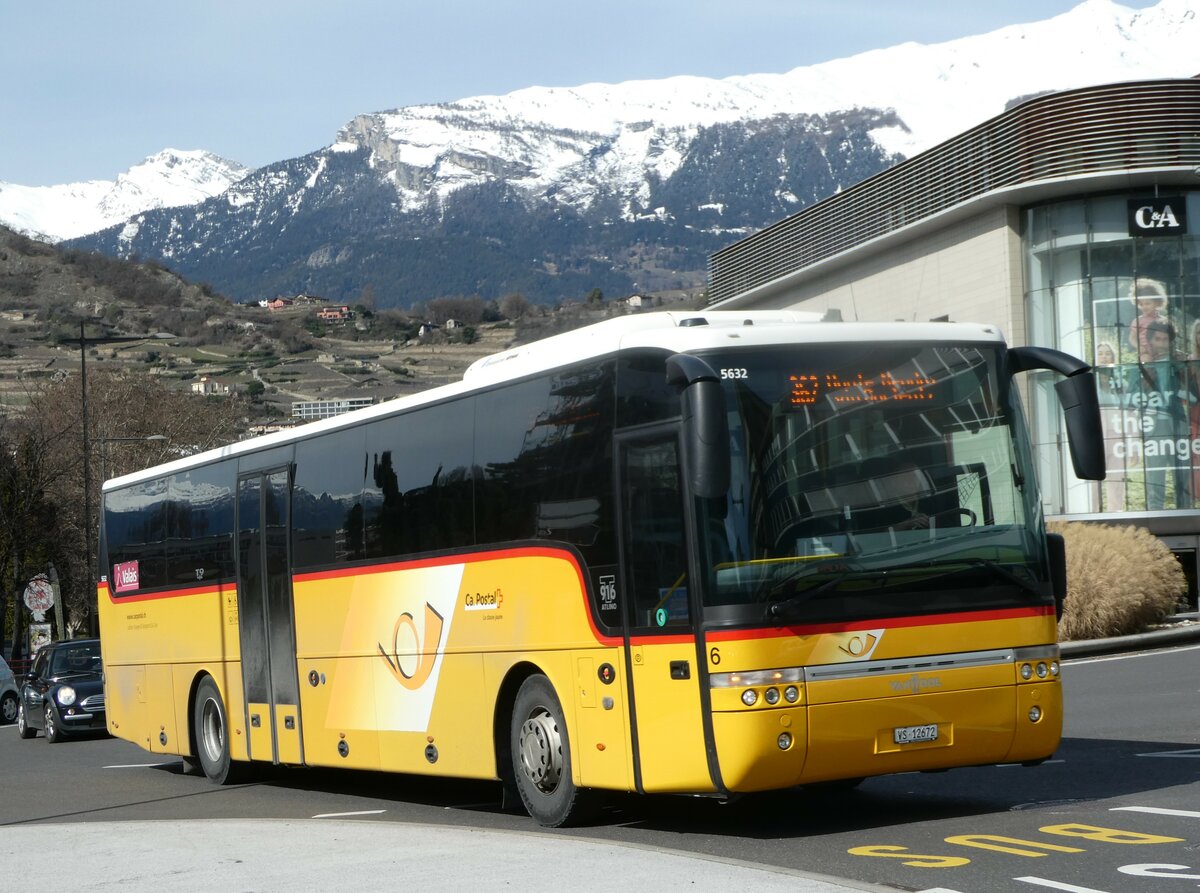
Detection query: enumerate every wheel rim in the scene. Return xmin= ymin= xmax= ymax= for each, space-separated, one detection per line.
xmin=2 ymin=696 xmax=15 ymax=723
xmin=199 ymin=696 xmax=225 ymax=763
xmin=44 ymin=705 xmax=55 ymax=739
xmin=518 ymin=706 xmax=563 ymax=793
xmin=17 ymin=704 xmax=26 ymax=734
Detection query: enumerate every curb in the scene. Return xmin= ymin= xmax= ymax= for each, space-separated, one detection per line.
xmin=1060 ymin=616 xmax=1200 ymax=658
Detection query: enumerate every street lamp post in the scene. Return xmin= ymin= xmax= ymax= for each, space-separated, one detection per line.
xmin=67 ymin=323 xmax=176 ymax=636
xmin=96 ymin=435 xmax=169 ymax=484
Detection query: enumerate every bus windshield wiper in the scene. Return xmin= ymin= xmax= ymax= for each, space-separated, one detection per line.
xmin=909 ymin=558 xmax=1046 ymax=600
xmin=765 ymin=572 xmax=852 ymax=622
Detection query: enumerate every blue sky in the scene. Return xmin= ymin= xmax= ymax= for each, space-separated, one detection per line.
xmin=1 ymin=0 xmax=1161 ymax=186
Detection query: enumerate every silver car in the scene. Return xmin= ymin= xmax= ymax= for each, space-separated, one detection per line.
xmin=0 ymin=655 xmax=18 ymax=725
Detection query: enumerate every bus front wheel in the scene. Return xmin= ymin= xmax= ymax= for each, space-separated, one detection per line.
xmin=510 ymin=674 xmax=594 ymax=827
xmin=193 ymin=677 xmax=244 ymax=785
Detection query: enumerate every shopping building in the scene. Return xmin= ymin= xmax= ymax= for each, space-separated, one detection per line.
xmin=708 ymin=78 xmax=1200 ymax=603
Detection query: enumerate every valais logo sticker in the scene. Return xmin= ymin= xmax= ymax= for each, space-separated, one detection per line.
xmin=113 ymin=560 xmax=140 ymax=593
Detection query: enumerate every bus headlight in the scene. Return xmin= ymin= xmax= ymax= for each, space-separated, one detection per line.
xmin=1020 ymin=663 xmax=1033 ymax=680
xmin=1028 ymin=706 xmax=1042 ymax=722
xmin=57 ymin=686 xmax=77 ymax=706
xmin=1050 ymin=661 xmax=1059 ymax=676
xmin=1036 ymin=662 xmax=1048 ymax=678
xmin=711 ymin=667 xmax=802 ymax=708
xmin=777 ymin=732 xmax=793 ymax=750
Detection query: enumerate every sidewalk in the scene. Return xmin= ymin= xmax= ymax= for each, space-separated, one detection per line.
xmin=0 ymin=819 xmax=890 ymax=892
xmin=1059 ymin=612 xmax=1200 ymax=658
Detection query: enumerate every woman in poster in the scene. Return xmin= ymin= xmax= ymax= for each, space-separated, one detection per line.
xmin=1095 ymin=340 xmax=1131 ymax=511
xmin=1190 ymin=320 xmax=1200 ymax=497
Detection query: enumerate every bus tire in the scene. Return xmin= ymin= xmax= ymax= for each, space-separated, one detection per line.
xmin=193 ymin=677 xmax=245 ymax=785
xmin=510 ymin=674 xmax=594 ymax=827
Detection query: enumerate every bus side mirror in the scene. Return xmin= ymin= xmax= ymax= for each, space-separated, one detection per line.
xmin=666 ymin=354 xmax=730 ymax=500
xmin=1008 ymin=345 xmax=1106 ymax=482
xmin=1046 ymin=532 xmax=1067 ymax=621
xmin=1054 ymin=372 xmax=1106 ymax=482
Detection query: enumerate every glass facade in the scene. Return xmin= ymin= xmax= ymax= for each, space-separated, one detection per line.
xmin=1025 ymin=192 xmax=1200 ymax=516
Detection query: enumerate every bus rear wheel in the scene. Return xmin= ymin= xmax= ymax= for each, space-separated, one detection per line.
xmin=193 ymin=677 xmax=245 ymax=784
xmin=510 ymin=674 xmax=594 ymax=827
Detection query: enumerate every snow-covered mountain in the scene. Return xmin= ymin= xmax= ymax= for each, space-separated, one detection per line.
xmin=0 ymin=149 xmax=249 ymax=242
xmin=331 ymin=0 xmax=1199 ymax=218
xmin=46 ymin=0 xmax=1200 ymax=306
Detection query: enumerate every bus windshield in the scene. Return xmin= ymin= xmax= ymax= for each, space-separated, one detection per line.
xmin=696 ymin=341 xmax=1050 ymax=625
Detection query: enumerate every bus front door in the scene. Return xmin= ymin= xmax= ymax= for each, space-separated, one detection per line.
xmin=618 ymin=432 xmax=715 ymax=794
xmin=236 ymin=468 xmax=303 ymax=765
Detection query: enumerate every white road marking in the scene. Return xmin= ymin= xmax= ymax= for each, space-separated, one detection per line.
xmin=312 ymin=809 xmax=387 ymax=819
xmin=1134 ymin=748 xmax=1200 ymax=759
xmin=1112 ymin=805 xmax=1200 ymax=818
xmin=1118 ymin=864 xmax=1200 ymax=880
xmin=104 ymin=763 xmax=174 ymax=768
xmin=1015 ymin=877 xmax=1112 ymax=892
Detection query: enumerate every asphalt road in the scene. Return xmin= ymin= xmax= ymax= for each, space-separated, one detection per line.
xmin=1 ymin=644 xmax=1196 ymax=892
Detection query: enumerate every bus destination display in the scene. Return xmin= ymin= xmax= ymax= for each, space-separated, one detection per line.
xmin=789 ymin=371 xmax=937 ymax=406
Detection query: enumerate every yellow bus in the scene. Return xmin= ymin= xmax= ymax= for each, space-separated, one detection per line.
xmin=98 ymin=311 xmax=1103 ymax=826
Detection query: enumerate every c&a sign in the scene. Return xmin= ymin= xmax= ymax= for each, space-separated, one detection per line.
xmin=1127 ymin=196 xmax=1187 ymax=236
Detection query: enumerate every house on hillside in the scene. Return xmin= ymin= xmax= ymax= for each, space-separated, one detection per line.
xmin=190 ymin=376 xmax=233 ymax=396
xmin=316 ymin=305 xmax=355 ymax=322
xmin=265 ymin=297 xmax=293 ymax=311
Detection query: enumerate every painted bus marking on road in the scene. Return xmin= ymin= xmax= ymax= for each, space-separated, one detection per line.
xmin=906 ymin=809 xmax=1200 ymax=892
xmin=849 ymin=823 xmax=1184 ymax=869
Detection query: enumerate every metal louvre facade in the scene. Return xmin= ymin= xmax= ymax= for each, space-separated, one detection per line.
xmin=708 ymin=79 xmax=1200 ymax=305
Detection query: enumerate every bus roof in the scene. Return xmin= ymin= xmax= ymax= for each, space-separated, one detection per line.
xmin=104 ymin=311 xmax=1007 ymax=491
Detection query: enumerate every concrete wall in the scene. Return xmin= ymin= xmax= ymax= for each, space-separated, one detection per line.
xmin=750 ymin=205 xmax=1028 ymax=346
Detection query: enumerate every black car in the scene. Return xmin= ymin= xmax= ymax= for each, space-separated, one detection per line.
xmin=16 ymin=638 xmax=107 ymax=743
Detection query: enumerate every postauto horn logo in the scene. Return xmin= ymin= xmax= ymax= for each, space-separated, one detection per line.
xmin=377 ymin=604 xmax=445 ymax=690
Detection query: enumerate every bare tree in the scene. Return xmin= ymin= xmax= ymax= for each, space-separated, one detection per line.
xmin=0 ymin=410 xmax=74 ymax=656
xmin=499 ymin=292 xmax=531 ymax=320
xmin=426 ymin=295 xmax=486 ymax=325
xmin=28 ymin=369 xmax=246 ymax=632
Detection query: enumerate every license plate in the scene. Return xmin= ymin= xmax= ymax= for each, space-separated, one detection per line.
xmin=894 ymin=723 xmax=939 ymax=744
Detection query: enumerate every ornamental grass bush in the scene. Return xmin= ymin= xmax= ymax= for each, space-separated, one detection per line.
xmin=1047 ymin=521 xmax=1185 ymax=641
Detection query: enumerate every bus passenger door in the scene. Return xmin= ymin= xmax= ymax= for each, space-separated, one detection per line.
xmin=236 ymin=468 xmax=303 ymax=765
xmin=617 ymin=432 xmax=715 ymax=794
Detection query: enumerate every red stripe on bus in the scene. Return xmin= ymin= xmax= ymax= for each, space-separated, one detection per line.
xmin=705 ymin=605 xmax=1054 ymax=642
xmin=103 ymin=546 xmax=624 ymax=647
xmin=100 ymin=582 xmax=228 ymax=603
